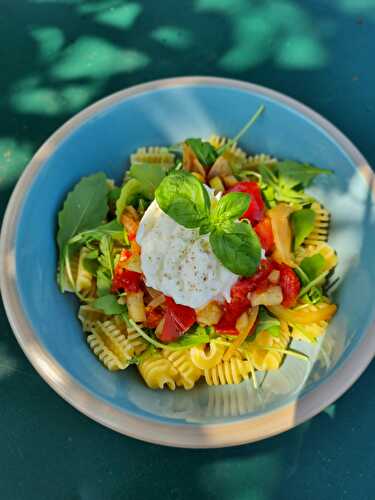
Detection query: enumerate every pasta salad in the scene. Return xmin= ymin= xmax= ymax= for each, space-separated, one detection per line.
xmin=56 ymin=106 xmax=337 ymax=390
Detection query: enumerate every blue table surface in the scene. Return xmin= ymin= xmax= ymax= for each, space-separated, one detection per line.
xmin=0 ymin=1 xmax=374 ymax=499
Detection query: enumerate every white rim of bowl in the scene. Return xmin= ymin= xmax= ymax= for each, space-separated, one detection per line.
xmin=1 ymin=76 xmax=374 ymax=449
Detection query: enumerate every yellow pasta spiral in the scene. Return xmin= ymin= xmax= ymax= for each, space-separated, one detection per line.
xmin=304 ymin=202 xmax=330 ymax=245
xmin=138 ymin=352 xmax=178 ymax=390
xmin=190 ymin=341 xmax=225 ymax=370
xmin=244 ymin=321 xmax=290 ymax=371
xmin=78 ymin=305 xmax=108 ymax=332
xmin=162 ymin=350 xmax=202 ymax=390
xmin=87 ymin=319 xmax=137 ymax=371
xmin=204 ymin=353 xmax=251 ymax=386
xmin=130 ymin=146 xmax=175 ymax=166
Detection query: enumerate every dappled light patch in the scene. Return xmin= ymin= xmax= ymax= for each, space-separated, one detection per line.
xmin=31 ymin=26 xmax=65 ymax=62
xmin=51 ymin=37 xmax=150 ymax=80
xmin=198 ymin=0 xmax=329 ymax=71
xmin=151 ymin=26 xmax=194 ymax=50
xmin=276 ymin=35 xmax=328 ymax=69
xmin=11 ymin=84 xmax=101 ymax=116
xmin=94 ymin=3 xmax=142 ymax=29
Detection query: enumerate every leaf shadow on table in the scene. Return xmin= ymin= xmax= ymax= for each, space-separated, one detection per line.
xmin=1 ymin=1 xmax=375 ymax=499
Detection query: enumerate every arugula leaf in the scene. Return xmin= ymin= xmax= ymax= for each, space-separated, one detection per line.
xmin=57 ymin=173 xmax=109 ymax=254
xmin=185 ymin=138 xmax=218 ymax=167
xmin=259 ymin=163 xmax=320 ymax=205
xmin=216 ymin=104 xmax=265 ymax=156
xmin=83 ymin=256 xmax=99 ymax=274
xmin=277 ymin=161 xmax=332 ymax=189
xmin=97 ymin=268 xmax=112 ymax=296
xmin=254 ymin=307 xmax=280 ymax=337
xmin=166 ymin=325 xmax=209 ymax=349
xmin=210 ymin=220 xmax=261 ymax=276
xmin=155 ymin=171 xmax=211 ymax=229
xmin=116 ymin=178 xmax=145 ymax=221
xmin=300 ymin=253 xmax=325 ymax=280
xmin=92 ymin=294 xmax=125 ymax=315
xmin=127 ymin=319 xmax=209 ymax=351
xmin=211 ymin=192 xmax=250 ymax=225
xmin=290 ymin=209 xmax=316 ymax=250
xmin=98 ymin=235 xmax=113 ymax=277
xmin=129 ymin=164 xmax=166 ymax=199
xmin=68 ymin=220 xmax=124 ymax=245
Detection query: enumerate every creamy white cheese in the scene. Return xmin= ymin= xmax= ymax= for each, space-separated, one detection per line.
xmin=136 ymin=200 xmax=237 ymax=309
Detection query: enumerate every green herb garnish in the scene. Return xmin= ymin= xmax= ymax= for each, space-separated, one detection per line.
xmin=290 ymin=208 xmax=316 ymax=250
xmin=155 ymin=171 xmax=261 ymax=276
xmin=185 ymin=138 xmax=218 ymax=168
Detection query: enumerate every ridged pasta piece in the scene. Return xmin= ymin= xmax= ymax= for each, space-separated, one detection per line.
xmin=126 ymin=321 xmax=149 ymax=356
xmin=78 ymin=305 xmax=108 ymax=333
xmin=190 ymin=341 xmax=225 ymax=370
xmin=304 ymin=202 xmax=330 ymax=245
xmin=208 ymin=135 xmax=247 ymax=160
xmin=295 ymin=242 xmax=337 ymax=272
xmin=162 ymin=350 xmax=202 ymax=390
xmin=87 ymin=319 xmax=137 ymax=371
xmin=130 ymin=146 xmax=175 ymax=166
xmin=246 ymin=153 xmax=277 ymax=168
xmin=204 ymin=353 xmax=252 ymax=386
xmin=87 ymin=331 xmax=125 ymax=371
xmin=138 ymin=352 xmax=178 ymax=390
xmin=76 ymin=247 xmax=94 ymax=295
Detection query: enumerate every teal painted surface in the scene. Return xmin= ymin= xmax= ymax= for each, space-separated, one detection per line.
xmin=0 ymin=0 xmax=374 ymax=498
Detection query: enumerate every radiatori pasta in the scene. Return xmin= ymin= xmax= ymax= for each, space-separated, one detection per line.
xmin=57 ymin=110 xmax=338 ymax=392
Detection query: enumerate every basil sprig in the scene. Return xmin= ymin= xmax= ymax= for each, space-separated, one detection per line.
xmin=155 ymin=171 xmax=261 ymax=276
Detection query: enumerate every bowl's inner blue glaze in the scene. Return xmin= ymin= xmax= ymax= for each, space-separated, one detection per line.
xmin=15 ymin=85 xmax=375 ymax=424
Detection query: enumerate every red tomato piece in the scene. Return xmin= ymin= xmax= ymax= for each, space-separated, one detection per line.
xmin=278 ymin=264 xmax=301 ymax=308
xmin=254 ymin=216 xmax=274 ymax=254
xmin=228 ymin=181 xmax=265 ymax=225
xmin=159 ymin=297 xmax=197 ymax=343
xmin=145 ymin=306 xmax=164 ymax=329
xmin=112 ymin=269 xmax=142 ymax=293
xmin=216 ymin=259 xmax=277 ymax=334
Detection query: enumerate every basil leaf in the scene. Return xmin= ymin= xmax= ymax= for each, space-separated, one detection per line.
xmin=129 ymin=164 xmax=166 ymax=199
xmin=116 ymin=178 xmax=145 ymax=221
xmin=290 ymin=208 xmax=316 ymax=250
xmin=92 ymin=294 xmax=125 ymax=315
xmin=57 ymin=173 xmax=109 ymax=254
xmin=277 ymin=161 xmax=332 ymax=189
xmin=254 ymin=307 xmax=280 ymax=337
xmin=185 ymin=138 xmax=218 ymax=167
xmin=108 ymin=186 xmax=121 ymax=203
xmin=211 ymin=192 xmax=250 ymax=224
xmin=300 ymin=253 xmax=325 ymax=280
xmin=209 ymin=220 xmax=261 ymax=276
xmin=155 ymin=171 xmax=210 ymax=229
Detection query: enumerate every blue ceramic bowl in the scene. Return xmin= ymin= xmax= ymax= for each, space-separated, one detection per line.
xmin=1 ymin=77 xmax=375 ymax=448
